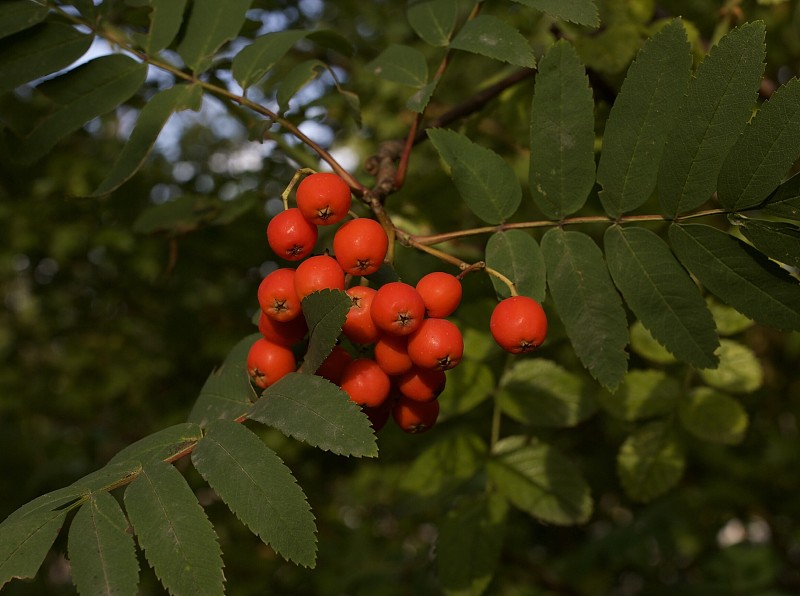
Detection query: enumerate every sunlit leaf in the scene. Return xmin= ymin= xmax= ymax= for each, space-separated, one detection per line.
xmin=176 ymin=0 xmax=253 ymax=73
xmin=485 ymin=230 xmax=546 ymax=302
xmin=699 ymin=339 xmax=764 ymax=394
xmin=401 ymin=429 xmax=487 ymax=496
xmin=450 ymin=15 xmax=536 ymax=68
xmin=707 ymin=298 xmax=754 ymax=336
xmin=598 ymin=369 xmax=680 ymax=421
xmin=618 ymin=421 xmax=685 ymax=502
xmin=679 ymin=387 xmax=748 ymax=444
xmin=629 ymin=320 xmax=677 ymax=364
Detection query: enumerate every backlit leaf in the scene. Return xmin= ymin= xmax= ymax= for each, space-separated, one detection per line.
xmin=428 ymin=128 xmax=521 ymax=224
xmin=707 ymin=298 xmax=754 ymax=336
xmin=0 ymin=0 xmax=48 ymax=40
xmin=277 ymin=59 xmax=327 ymax=112
xmin=191 ymin=420 xmax=317 ymax=567
xmin=366 ymin=44 xmax=428 ymax=87
xmin=598 ymin=369 xmax=680 ymax=421
xmin=629 ymin=320 xmax=677 ymax=364
xmin=739 ymin=219 xmax=800 ymax=269
xmin=679 ymin=387 xmax=748 ymax=444
xmin=407 ymin=0 xmax=457 ymax=47
xmin=176 ymin=0 xmax=253 ymax=74
xmin=401 ymin=429 xmax=487 ymax=496
xmin=232 ymin=29 xmax=307 ymax=89
xmin=509 ymin=0 xmax=599 ymax=27
xmin=301 ymin=289 xmax=351 ymax=375
xmin=699 ymin=339 xmax=764 ymax=394
xmin=618 ymin=421 xmax=685 ymax=502
xmin=485 ymin=230 xmax=546 ymax=301
xmin=541 ymin=228 xmax=629 ymax=391
xmin=530 ymin=41 xmax=595 ymax=219
xmin=140 ymin=0 xmax=188 ymax=54
xmin=450 ymin=15 xmax=536 ymax=68
xmin=437 ymin=360 xmax=495 ymax=416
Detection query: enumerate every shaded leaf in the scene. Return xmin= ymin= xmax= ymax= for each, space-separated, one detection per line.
xmin=739 ymin=218 xmax=800 ymax=269
xmin=93 ymin=84 xmax=203 ymax=196
xmin=132 ymin=195 xmax=229 ymax=235
xmin=69 ymin=461 xmax=141 ymax=495
xmin=604 ymin=225 xmax=719 ymax=369
xmin=598 ymin=20 xmax=692 ymax=217
xmin=762 ymin=170 xmax=800 ymax=219
xmin=718 ymin=77 xmax=800 ymax=211
xmin=68 ymin=492 xmax=139 ymax=596
xmin=401 ymin=429 xmax=487 ymax=496
xmin=437 ymin=494 xmax=507 ymax=596
xmin=301 ymin=289 xmax=351 ymax=375
xmin=658 ymin=22 xmax=766 ymax=216
xmin=407 ymin=0 xmax=457 ymax=47
xmin=249 ymin=372 xmax=378 ymax=457
xmin=191 ymin=420 xmax=317 ymax=567
xmin=509 ymin=0 xmax=599 ymax=27
xmin=629 ymin=320 xmax=677 ymax=364
xmin=0 ymin=22 xmax=93 ymax=95
xmin=188 ymin=333 xmax=260 ymax=427
xmin=406 ymin=77 xmax=438 ymax=113
xmin=498 ymin=359 xmax=597 ymax=427
xmin=2 ymin=487 xmax=83 ymax=525
xmin=574 ymin=22 xmax=642 ymax=75
xmin=598 ymin=369 xmax=680 ymax=421
xmin=0 ymin=508 xmax=67 ymax=589
xmin=485 ymin=230 xmax=546 ymax=302
xmin=366 ymin=44 xmax=427 ymax=87
xmin=140 ymin=0 xmax=188 ymax=54
xmin=107 ymin=422 xmax=203 ymax=466
xmin=699 ymin=339 xmax=764 ymax=394
xmin=530 ymin=41 xmax=595 ymax=219
xmin=679 ymin=387 xmax=748 ymax=444
xmin=450 ymin=15 xmax=536 ymax=68
xmin=428 ymin=128 xmax=522 ymax=224
xmin=669 ymin=224 xmax=800 ymax=331
xmin=277 ymin=59 xmax=327 ymax=112
xmin=232 ymin=29 xmax=308 ymax=89
xmin=0 ymin=0 xmax=49 ymax=39
xmin=541 ymin=228 xmax=629 ymax=390
xmin=176 ymin=0 xmax=253 ymax=73
xmin=437 ymin=360 xmax=495 ymax=416
xmin=124 ymin=461 xmax=224 ymax=595
xmin=617 ymin=421 xmax=685 ymax=502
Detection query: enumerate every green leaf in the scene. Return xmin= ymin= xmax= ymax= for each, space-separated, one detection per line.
xmin=437 ymin=494 xmax=507 ymax=596
xmin=407 ymin=0 xmax=457 ymax=47
xmin=107 ymin=423 xmax=203 ymax=466
xmin=708 ymin=298 xmax=754 ymax=336
xmin=597 ymin=20 xmax=692 ymax=218
xmin=450 ymin=15 xmax=536 ymax=68
xmin=762 ymin=170 xmax=800 ymax=219
xmin=617 ymin=421 xmax=685 ymax=502
xmin=69 ymin=461 xmax=141 ymax=494
xmin=0 ymin=22 xmax=93 ymax=95
xmin=0 ymin=0 xmax=49 ymax=40
xmin=541 ymin=228 xmax=629 ymax=391
xmin=437 ymin=360 xmax=495 ymax=416
xmin=574 ymin=23 xmax=642 ymax=75
xmin=629 ymin=320 xmax=677 ymax=364
xmin=699 ymin=339 xmax=764 ymax=393
xmin=717 ymin=78 xmax=800 ymax=211
xmin=508 ymin=0 xmax=599 ymax=27
xmin=657 ymin=22 xmax=766 ymax=217
xmin=739 ymin=219 xmax=800 ymax=269
xmin=249 ymin=372 xmax=378 ymax=457
xmin=188 ymin=333 xmax=260 ymax=428
xmin=604 ymin=225 xmax=719 ymax=369
xmin=191 ymin=420 xmax=317 ymax=567
xmin=176 ymin=0 xmax=253 ymax=74
xmin=487 ymin=436 xmax=592 ymax=525
xmin=598 ymin=369 xmax=680 ymax=421
xmin=301 ymin=289 xmax=351 ymax=375
xmin=124 ymin=461 xmax=224 ymax=595
xmin=498 ymin=359 xmax=597 ymax=427
xmin=530 ymin=40 xmax=595 ymax=219
xmin=12 ymin=55 xmax=147 ymax=164
xmin=679 ymin=387 xmax=748 ymax=444
xmin=93 ymin=84 xmax=203 ymax=196
xmin=406 ymin=77 xmax=438 ymax=113
xmin=485 ymin=230 xmax=546 ymax=302
xmin=232 ymin=29 xmax=308 ymax=89
xmin=140 ymin=0 xmax=188 ymax=54
xmin=277 ymin=59 xmax=327 ymax=112
xmin=68 ymin=492 xmax=139 ymax=596
xmin=428 ymin=128 xmax=522 ymax=224
xmin=366 ymin=44 xmax=428 ymax=87
xmin=132 ymin=195 xmax=223 ymax=235
xmin=401 ymin=429 xmax=487 ymax=496
xmin=0 ymin=507 xmax=68 ymax=589
xmin=669 ymin=224 xmax=800 ymax=331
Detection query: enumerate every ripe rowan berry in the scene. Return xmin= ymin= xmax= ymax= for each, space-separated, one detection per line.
xmin=342 ymin=286 xmax=380 ymax=345
xmin=258 ymin=311 xmax=308 ymax=346
xmin=315 ymin=345 xmax=353 ymax=385
xmin=490 ymin=296 xmax=547 ymax=353
xmin=374 ymin=333 xmax=413 ymax=376
xmin=296 ymin=172 xmax=352 ymax=226
xmin=257 ymin=268 xmax=301 ymax=322
xmin=339 ymin=358 xmax=391 ymax=408
xmin=392 ymin=397 xmax=439 ymax=434
xmin=267 ymin=207 xmax=318 ymax=261
xmin=294 ymin=254 xmax=346 ymax=301
xmin=397 ymin=366 xmax=446 ymax=402
xmin=415 ymin=272 xmax=462 ymax=318
xmin=370 ymin=281 xmax=426 ymax=336
xmin=407 ymin=318 xmax=463 ymax=370
xmin=246 ymin=338 xmax=296 ymax=389
xmin=333 ymin=218 xmax=388 ymax=276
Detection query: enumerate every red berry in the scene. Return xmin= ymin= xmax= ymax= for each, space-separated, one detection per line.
xmin=294 ymin=254 xmax=346 ymax=301
xmin=397 ymin=366 xmax=446 ymax=402
xmin=246 ymin=338 xmax=296 ymax=389
xmin=339 ymin=358 xmax=391 ymax=408
xmin=258 ymin=311 xmax=308 ymax=346
xmin=315 ymin=345 xmax=353 ymax=385
xmin=257 ymin=268 xmax=301 ymax=322
xmin=362 ymin=400 xmax=392 ymax=432
xmin=296 ymin=172 xmax=352 ymax=226
xmin=407 ymin=318 xmax=463 ymax=370
xmin=490 ymin=296 xmax=547 ymax=353
xmin=333 ymin=218 xmax=388 ymax=276
xmin=267 ymin=207 xmax=318 ymax=261
xmin=416 ymin=272 xmax=462 ymax=318
xmin=392 ymin=397 xmax=439 ymax=434
xmin=342 ymin=286 xmax=380 ymax=345
xmin=370 ymin=282 xmax=426 ymax=336
xmin=374 ymin=333 xmax=413 ymax=376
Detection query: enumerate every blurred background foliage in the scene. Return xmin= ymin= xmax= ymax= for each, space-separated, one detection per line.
xmin=2 ymin=0 xmax=800 ymax=594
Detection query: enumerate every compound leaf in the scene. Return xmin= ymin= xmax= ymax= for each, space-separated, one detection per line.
xmin=485 ymin=230 xmax=546 ymax=301
xmin=407 ymin=0 xmax=457 ymax=47
xmin=530 ymin=40 xmax=595 ymax=219
xmin=124 ymin=461 xmax=224 ymax=596
xmin=679 ymin=387 xmax=748 ymax=445
xmin=249 ymin=372 xmax=378 ymax=458
xmin=617 ymin=421 xmax=685 ymax=502
xmin=191 ymin=420 xmax=317 ymax=567
xmin=176 ymin=0 xmax=253 ymax=74
xmin=301 ymin=289 xmax=351 ymax=375
xmin=107 ymin=422 xmax=203 ymax=467
xmin=509 ymin=0 xmax=599 ymax=27
xmin=450 ymin=15 xmax=535 ymax=68
xmin=739 ymin=218 xmax=800 ymax=269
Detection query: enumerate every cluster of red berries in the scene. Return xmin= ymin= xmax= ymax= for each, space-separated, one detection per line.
xmin=246 ymin=171 xmax=549 ymax=435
